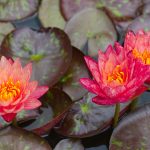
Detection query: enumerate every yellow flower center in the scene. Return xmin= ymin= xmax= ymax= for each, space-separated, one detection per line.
xmin=0 ymin=79 xmax=20 ymax=101
xmin=132 ymin=49 xmax=150 ymax=65
xmin=107 ymin=65 xmax=125 ymax=84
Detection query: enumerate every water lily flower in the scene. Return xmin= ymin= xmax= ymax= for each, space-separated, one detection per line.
xmin=124 ymin=30 xmax=150 ymax=83
xmin=0 ymin=56 xmax=48 ymax=122
xmin=80 ymin=44 xmax=150 ymax=105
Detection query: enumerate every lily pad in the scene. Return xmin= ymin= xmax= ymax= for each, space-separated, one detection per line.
xmin=0 ymin=22 xmax=14 ymax=45
xmin=109 ymin=104 xmax=150 ymax=150
xmin=0 ymin=126 xmax=52 ymax=150
xmin=54 ymin=139 xmax=84 ymax=150
xmin=60 ymin=0 xmax=98 ymax=20
xmin=22 ymin=88 xmax=73 ymax=136
xmin=59 ymin=47 xmax=90 ymax=101
xmin=127 ymin=15 xmax=150 ymax=33
xmin=39 ymin=0 xmax=66 ymax=29
xmin=64 ymin=8 xmax=117 ymax=57
xmin=1 ymin=27 xmax=72 ymax=86
xmin=55 ymin=92 xmax=130 ymax=138
xmin=0 ymin=0 xmax=40 ymax=22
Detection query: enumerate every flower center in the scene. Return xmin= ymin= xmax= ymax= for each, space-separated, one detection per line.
xmin=107 ymin=65 xmax=125 ymax=84
xmin=0 ymin=79 xmax=20 ymax=101
xmin=132 ymin=49 xmax=150 ymax=65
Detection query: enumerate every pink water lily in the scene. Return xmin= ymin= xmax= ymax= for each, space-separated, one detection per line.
xmin=0 ymin=56 xmax=48 ymax=122
xmin=124 ymin=30 xmax=150 ymax=83
xmin=80 ymin=44 xmax=150 ymax=105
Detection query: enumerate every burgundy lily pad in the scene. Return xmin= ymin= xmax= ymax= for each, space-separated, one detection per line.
xmin=1 ymin=27 xmax=72 ymax=86
xmin=0 ymin=126 xmax=52 ymax=150
xmin=0 ymin=22 xmax=14 ymax=45
xmin=0 ymin=0 xmax=40 ymax=22
xmin=54 ymin=139 xmax=84 ymax=150
xmin=39 ymin=0 xmax=66 ymax=29
xmin=60 ymin=0 xmax=98 ymax=20
xmin=59 ymin=47 xmax=90 ymax=101
xmin=109 ymin=104 xmax=150 ymax=150
xmin=127 ymin=15 xmax=150 ymax=33
xmin=96 ymin=0 xmax=142 ymax=21
xmin=55 ymin=92 xmax=130 ymax=138
xmin=65 ymin=8 xmax=117 ymax=57
xmin=22 ymin=88 xmax=73 ymax=136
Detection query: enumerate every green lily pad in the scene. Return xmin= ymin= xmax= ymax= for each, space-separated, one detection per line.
xmin=59 ymin=47 xmax=90 ymax=101
xmin=64 ymin=8 xmax=117 ymax=57
xmin=0 ymin=126 xmax=52 ymax=150
xmin=55 ymin=92 xmax=130 ymax=138
xmin=22 ymin=88 xmax=73 ymax=136
xmin=109 ymin=104 xmax=150 ymax=150
xmin=39 ymin=0 xmax=66 ymax=29
xmin=54 ymin=139 xmax=84 ymax=150
xmin=1 ymin=27 xmax=72 ymax=86
xmin=0 ymin=0 xmax=40 ymax=22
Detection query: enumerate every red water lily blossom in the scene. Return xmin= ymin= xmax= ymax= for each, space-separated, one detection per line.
xmin=124 ymin=30 xmax=150 ymax=83
xmin=80 ymin=44 xmax=150 ymax=105
xmin=0 ymin=56 xmax=48 ymax=122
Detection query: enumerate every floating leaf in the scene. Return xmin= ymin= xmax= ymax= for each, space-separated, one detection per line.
xmin=39 ymin=0 xmax=66 ymax=29
xmin=59 ymin=47 xmax=90 ymax=101
xmin=65 ymin=8 xmax=117 ymax=57
xmin=0 ymin=126 xmax=52 ymax=150
xmin=55 ymin=92 xmax=130 ymax=138
xmin=1 ymin=27 xmax=72 ymax=86
xmin=54 ymin=139 xmax=84 ymax=150
xmin=0 ymin=0 xmax=40 ymax=21
xmin=109 ymin=104 xmax=150 ymax=150
xmin=22 ymin=88 xmax=73 ymax=136
xmin=60 ymin=0 xmax=98 ymax=20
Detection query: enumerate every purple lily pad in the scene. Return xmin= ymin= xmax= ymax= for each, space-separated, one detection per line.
xmin=1 ymin=27 xmax=72 ymax=86
xmin=55 ymin=92 xmax=130 ymax=138
xmin=109 ymin=104 xmax=150 ymax=150
xmin=22 ymin=88 xmax=73 ymax=136
xmin=127 ymin=15 xmax=150 ymax=33
xmin=54 ymin=139 xmax=84 ymax=150
xmin=65 ymin=8 xmax=117 ymax=57
xmin=0 ymin=0 xmax=40 ymax=22
xmin=60 ymin=0 xmax=98 ymax=20
xmin=59 ymin=47 xmax=90 ymax=101
xmin=0 ymin=126 xmax=52 ymax=150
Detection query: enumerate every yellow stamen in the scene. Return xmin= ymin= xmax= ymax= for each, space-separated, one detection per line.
xmin=132 ymin=49 xmax=150 ymax=65
xmin=0 ymin=79 xmax=20 ymax=101
xmin=107 ymin=65 xmax=125 ymax=84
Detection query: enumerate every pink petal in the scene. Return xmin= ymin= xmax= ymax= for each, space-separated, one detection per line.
xmin=26 ymin=81 xmax=38 ymax=92
xmin=80 ymin=78 xmax=106 ymax=97
xmin=2 ymin=113 xmax=16 ymax=122
xmin=84 ymin=56 xmax=101 ymax=83
xmin=92 ymin=96 xmax=116 ymax=105
xmin=24 ymin=99 xmax=41 ymax=110
xmin=29 ymin=86 xmax=49 ymax=99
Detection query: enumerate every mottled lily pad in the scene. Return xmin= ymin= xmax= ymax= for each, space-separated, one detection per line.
xmin=0 ymin=126 xmax=52 ymax=150
xmin=60 ymin=0 xmax=98 ymax=20
xmin=127 ymin=15 xmax=150 ymax=33
xmin=65 ymin=8 xmax=117 ymax=57
xmin=109 ymin=104 xmax=150 ymax=150
xmin=54 ymin=139 xmax=84 ymax=150
xmin=22 ymin=88 xmax=73 ymax=136
xmin=0 ymin=0 xmax=40 ymax=22
xmin=0 ymin=22 xmax=14 ymax=45
xmin=55 ymin=92 xmax=130 ymax=138
xmin=1 ymin=27 xmax=72 ymax=86
xmin=59 ymin=47 xmax=90 ymax=101
xmin=39 ymin=0 xmax=66 ymax=29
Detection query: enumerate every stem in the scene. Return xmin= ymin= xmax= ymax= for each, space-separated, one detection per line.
xmin=113 ymin=103 xmax=120 ymax=128
xmin=130 ymin=97 xmax=138 ymax=111
xmin=12 ymin=118 xmax=18 ymax=127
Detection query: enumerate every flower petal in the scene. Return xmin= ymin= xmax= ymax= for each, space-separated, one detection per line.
xmin=24 ymin=99 xmax=41 ymax=110
xmin=2 ymin=113 xmax=16 ymax=122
